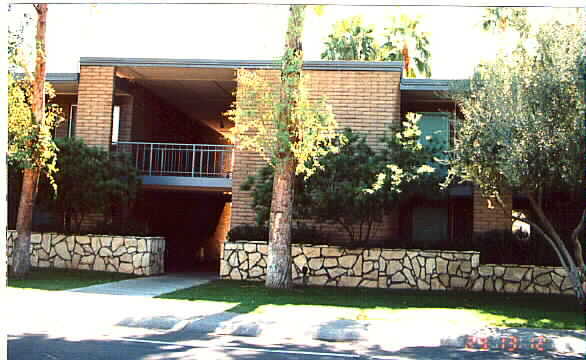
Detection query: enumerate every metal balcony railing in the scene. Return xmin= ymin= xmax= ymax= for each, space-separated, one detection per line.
xmin=112 ymin=142 xmax=234 ymax=178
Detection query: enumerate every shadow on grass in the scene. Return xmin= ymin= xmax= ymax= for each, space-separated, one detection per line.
xmin=157 ymin=280 xmax=584 ymax=330
xmin=7 ymin=267 xmax=138 ymax=291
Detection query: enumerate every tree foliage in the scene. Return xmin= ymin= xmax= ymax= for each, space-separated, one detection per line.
xmin=8 ymin=24 xmax=60 ymax=187
xmin=243 ymin=115 xmax=440 ymax=243
xmin=380 ymin=15 xmax=432 ymax=78
xmin=37 ymin=137 xmax=141 ymax=234
xmin=225 ymin=70 xmax=342 ymax=179
xmin=226 ymin=5 xmax=344 ymax=288
xmin=321 ymin=14 xmax=432 ymax=78
xmin=447 ymin=20 xmax=586 ymax=300
xmin=481 ymin=7 xmax=531 ymax=38
xmin=321 ymin=16 xmax=379 ymax=61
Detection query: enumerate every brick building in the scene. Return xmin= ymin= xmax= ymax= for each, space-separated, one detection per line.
xmin=31 ymin=57 xmax=514 ymax=272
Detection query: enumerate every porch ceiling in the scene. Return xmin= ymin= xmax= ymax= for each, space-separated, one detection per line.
xmin=116 ymin=66 xmax=236 ymax=134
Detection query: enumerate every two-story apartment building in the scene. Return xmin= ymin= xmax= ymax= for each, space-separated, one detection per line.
xmin=37 ymin=57 xmax=513 ymax=273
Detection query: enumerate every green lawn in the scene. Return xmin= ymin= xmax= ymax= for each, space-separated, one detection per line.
xmin=158 ymin=280 xmax=584 ymax=330
xmin=7 ymin=267 xmax=138 ymax=291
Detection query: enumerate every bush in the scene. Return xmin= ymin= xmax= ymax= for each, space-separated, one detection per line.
xmin=227 ymin=225 xmax=269 ymax=242
xmin=471 ymin=230 xmax=560 ymax=266
xmin=227 ymin=224 xmax=325 ymax=244
xmin=89 ymin=218 xmax=151 ymax=237
xmin=37 ymin=137 xmax=141 ymax=234
xmin=243 ymin=124 xmax=442 ymax=243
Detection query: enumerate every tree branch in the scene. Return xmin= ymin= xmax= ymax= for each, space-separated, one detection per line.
xmin=527 ymin=192 xmax=577 ymax=271
xmin=512 ymin=215 xmax=568 ymax=270
xmin=570 ymin=208 xmax=585 ymax=269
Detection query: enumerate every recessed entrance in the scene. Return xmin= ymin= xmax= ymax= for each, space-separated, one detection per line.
xmin=134 ymin=189 xmax=231 ymax=273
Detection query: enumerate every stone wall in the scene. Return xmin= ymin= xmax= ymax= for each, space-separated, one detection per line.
xmin=6 ymin=231 xmax=165 ymax=276
xmin=472 ymin=264 xmax=572 ymax=294
xmin=220 ymin=241 xmax=573 ymax=295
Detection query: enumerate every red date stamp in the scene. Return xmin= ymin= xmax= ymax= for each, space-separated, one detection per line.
xmin=465 ymin=335 xmax=548 ymax=352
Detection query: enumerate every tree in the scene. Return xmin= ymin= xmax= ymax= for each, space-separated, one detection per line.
xmin=447 ymin=21 xmax=586 ymax=300
xmin=243 ymin=115 xmax=439 ymax=244
xmin=226 ymin=5 xmax=343 ymax=288
xmin=321 ymin=14 xmax=432 ymax=78
xmin=380 ymin=15 xmax=432 ymax=78
xmin=481 ymin=7 xmax=531 ymax=39
xmin=37 ymin=137 xmax=141 ymax=234
xmin=9 ymin=4 xmax=61 ymax=278
xmin=321 ymin=16 xmax=379 ymax=61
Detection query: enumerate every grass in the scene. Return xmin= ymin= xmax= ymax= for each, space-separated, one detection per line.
xmin=158 ymin=280 xmax=584 ymax=331
xmin=7 ymin=267 xmax=138 ymax=291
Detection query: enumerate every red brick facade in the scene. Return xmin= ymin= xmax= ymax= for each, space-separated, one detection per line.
xmin=472 ymin=187 xmax=512 ymax=234
xmin=76 ymin=66 xmax=116 ymax=148
xmin=58 ymin=63 xmax=514 ymax=242
xmin=230 ymin=69 xmax=402 ymax=242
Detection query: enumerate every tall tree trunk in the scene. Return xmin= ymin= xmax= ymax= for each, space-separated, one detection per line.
xmin=266 ymin=158 xmax=296 ymax=288
xmin=265 ymin=5 xmax=305 ymax=288
xmin=13 ymin=168 xmax=41 ymax=277
xmin=12 ymin=4 xmax=48 ymax=278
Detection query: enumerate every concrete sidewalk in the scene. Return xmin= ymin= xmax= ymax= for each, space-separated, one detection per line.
xmin=5 ymin=276 xmax=585 ymax=355
xmin=67 ymin=272 xmax=217 ymax=297
xmin=119 ymin=309 xmax=586 ymax=354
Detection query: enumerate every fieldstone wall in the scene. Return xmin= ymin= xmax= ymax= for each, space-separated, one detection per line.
xmin=472 ymin=264 xmax=573 ymax=294
xmin=220 ymin=241 xmax=572 ymax=295
xmin=6 ymin=230 xmax=165 ymax=275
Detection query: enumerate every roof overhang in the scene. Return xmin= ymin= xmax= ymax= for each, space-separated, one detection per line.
xmin=400 ymin=78 xmax=450 ymax=91
xmin=80 ymin=57 xmax=403 ymax=72
xmin=12 ymin=72 xmax=80 ymax=95
xmin=400 ymin=78 xmax=464 ymax=104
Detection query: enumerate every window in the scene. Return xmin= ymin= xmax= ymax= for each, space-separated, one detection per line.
xmin=409 ymin=113 xmax=452 ymax=246
xmin=68 ymin=104 xmax=77 ymax=137
xmin=418 ymin=112 xmax=450 ymax=152
xmin=418 ymin=112 xmax=450 ymax=175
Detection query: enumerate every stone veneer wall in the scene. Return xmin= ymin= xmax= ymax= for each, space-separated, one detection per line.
xmin=6 ymin=231 xmax=165 ymax=276
xmin=220 ymin=241 xmax=573 ymax=295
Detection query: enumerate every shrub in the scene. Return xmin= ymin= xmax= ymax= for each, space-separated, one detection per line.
xmin=243 ymin=123 xmax=442 ymax=243
xmin=227 ymin=224 xmax=325 ymax=244
xmin=37 ymin=137 xmax=141 ymax=234
xmin=90 ymin=218 xmax=151 ymax=237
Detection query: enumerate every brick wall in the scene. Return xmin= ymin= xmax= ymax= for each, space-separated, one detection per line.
xmin=230 ymin=69 xmax=402 ymax=242
xmin=472 ymin=187 xmax=512 ymax=234
xmin=76 ymin=66 xmax=115 ymax=148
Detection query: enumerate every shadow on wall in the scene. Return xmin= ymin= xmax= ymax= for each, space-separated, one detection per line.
xmin=135 ymin=190 xmax=230 ymax=273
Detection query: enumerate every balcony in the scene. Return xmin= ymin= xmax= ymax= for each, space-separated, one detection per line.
xmin=112 ymin=142 xmax=234 ymax=191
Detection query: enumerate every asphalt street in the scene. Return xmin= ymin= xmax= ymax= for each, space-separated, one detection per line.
xmin=9 ymin=332 xmax=585 ymax=360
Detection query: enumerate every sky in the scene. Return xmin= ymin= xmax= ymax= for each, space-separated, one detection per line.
xmin=7 ymin=4 xmax=584 ymax=79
